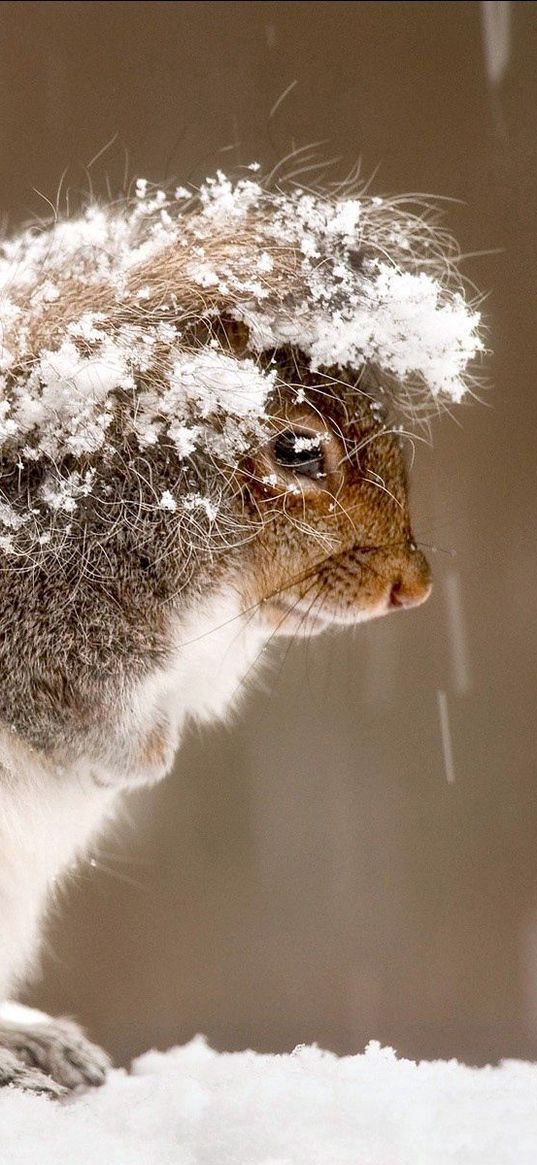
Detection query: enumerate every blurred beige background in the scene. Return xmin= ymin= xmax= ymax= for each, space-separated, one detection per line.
xmin=1 ymin=0 xmax=536 ymax=1067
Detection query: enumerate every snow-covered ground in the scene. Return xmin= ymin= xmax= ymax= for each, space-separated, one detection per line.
xmin=1 ymin=1035 xmax=536 ymax=1165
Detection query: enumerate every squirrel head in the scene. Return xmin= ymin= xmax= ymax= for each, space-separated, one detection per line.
xmin=0 ymin=171 xmax=482 ymax=770
xmin=231 ymin=344 xmax=431 ymax=636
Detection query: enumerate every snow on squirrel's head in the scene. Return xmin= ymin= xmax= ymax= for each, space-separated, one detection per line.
xmin=0 ymin=168 xmax=483 ymax=638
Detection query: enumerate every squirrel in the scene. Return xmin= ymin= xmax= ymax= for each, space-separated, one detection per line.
xmin=0 ymin=170 xmax=482 ymax=1094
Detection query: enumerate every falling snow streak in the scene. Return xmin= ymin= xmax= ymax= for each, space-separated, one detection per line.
xmin=443 ymin=571 xmax=472 ymax=695
xmin=437 ymin=688 xmax=456 ymax=785
xmin=481 ymin=1 xmax=511 ymax=87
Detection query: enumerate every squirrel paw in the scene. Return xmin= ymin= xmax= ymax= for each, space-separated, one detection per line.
xmin=0 ymin=1046 xmax=66 ymax=1096
xmin=0 ymin=1016 xmax=110 ymax=1094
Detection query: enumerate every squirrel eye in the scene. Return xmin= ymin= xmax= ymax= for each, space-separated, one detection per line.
xmin=271 ymin=430 xmax=327 ymax=480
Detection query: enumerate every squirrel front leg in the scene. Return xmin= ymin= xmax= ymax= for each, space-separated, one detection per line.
xmin=0 ymin=741 xmax=116 ymax=1091
xmin=0 ymin=739 xmax=118 ymax=996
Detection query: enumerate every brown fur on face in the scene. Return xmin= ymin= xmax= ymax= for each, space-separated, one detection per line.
xmin=238 ymin=362 xmax=431 ymax=636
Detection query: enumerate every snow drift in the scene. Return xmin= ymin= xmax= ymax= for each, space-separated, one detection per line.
xmin=0 ymin=1035 xmax=535 ymax=1165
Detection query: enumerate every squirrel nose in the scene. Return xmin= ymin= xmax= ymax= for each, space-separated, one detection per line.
xmin=388 ymin=550 xmax=432 ymax=610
